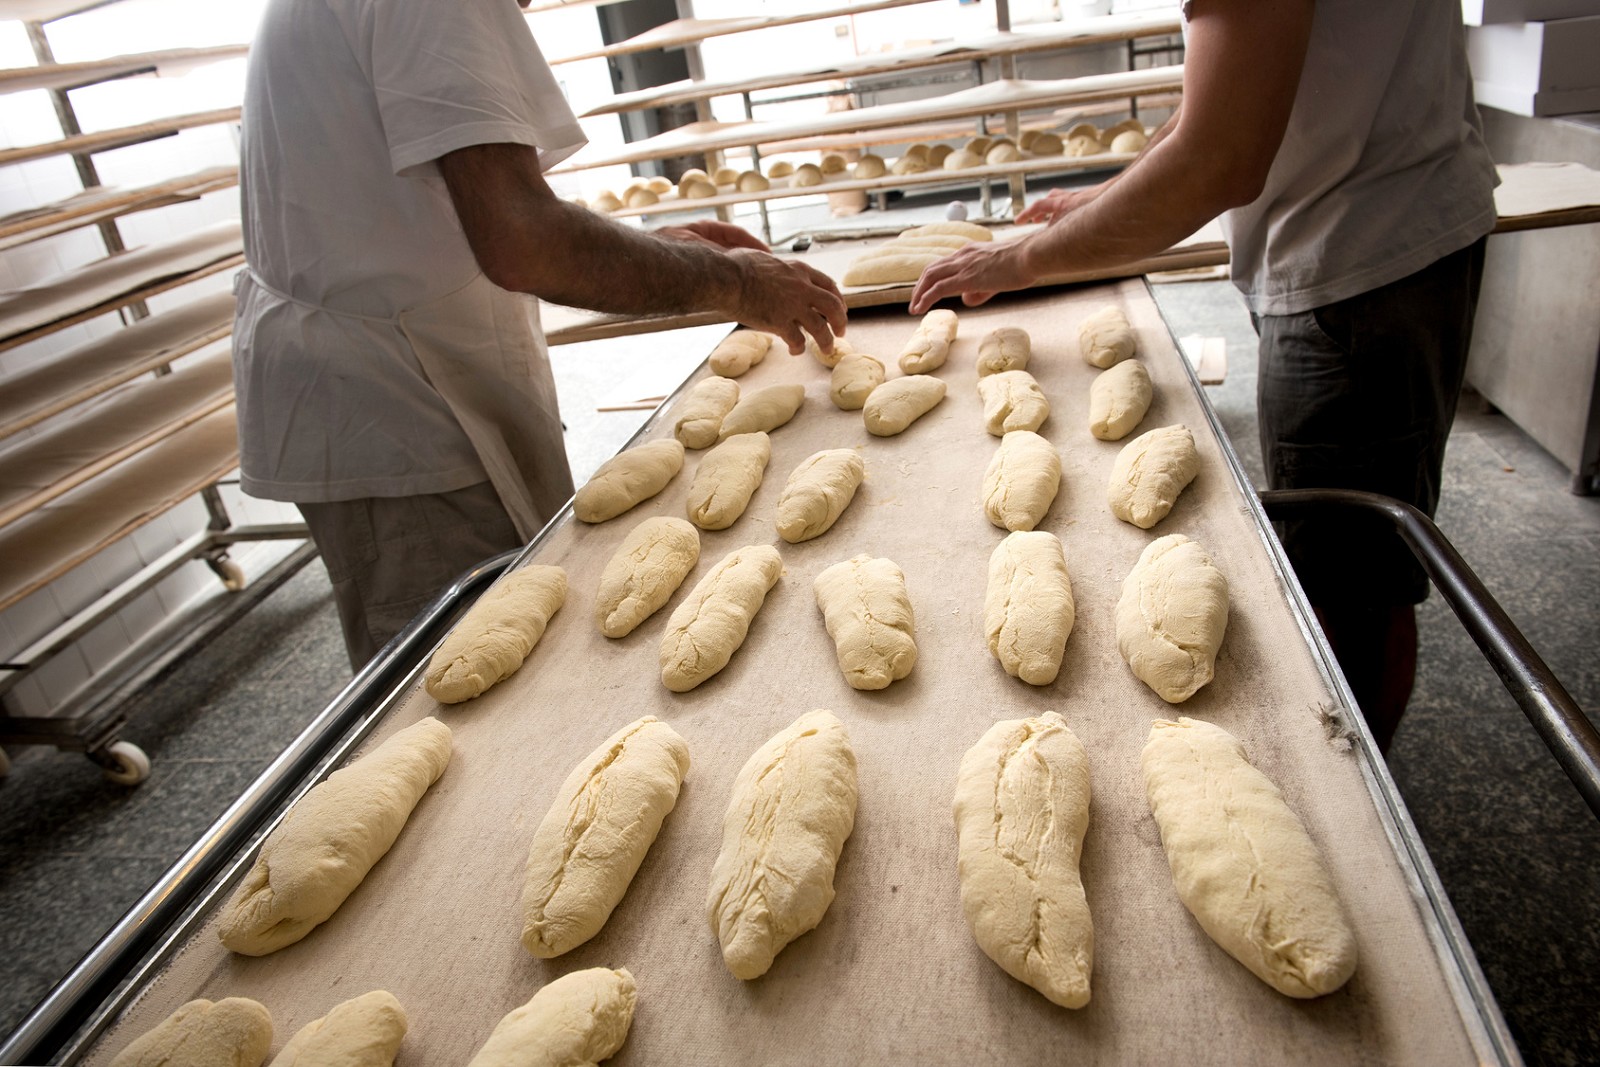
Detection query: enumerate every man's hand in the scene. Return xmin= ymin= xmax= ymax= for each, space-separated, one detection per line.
xmin=908 ymin=239 xmax=1037 ymax=315
xmin=724 ymin=248 xmax=848 ymax=356
xmin=1016 ymin=186 xmax=1101 ymax=225
xmin=657 ymin=219 xmax=770 ymax=252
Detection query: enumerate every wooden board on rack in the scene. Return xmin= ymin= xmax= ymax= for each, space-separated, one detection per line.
xmin=0 ymin=44 xmax=247 ymax=95
xmin=0 ymin=106 xmax=240 ymax=168
xmin=0 ymin=166 xmax=239 ymax=251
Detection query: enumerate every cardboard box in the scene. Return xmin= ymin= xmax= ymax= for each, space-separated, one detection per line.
xmin=1461 ymin=0 xmax=1600 ymax=27
xmin=1468 ymin=15 xmax=1600 ymax=115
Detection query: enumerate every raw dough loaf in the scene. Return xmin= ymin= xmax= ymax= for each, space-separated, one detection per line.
xmin=863 ymin=374 xmax=947 ymax=436
xmin=1088 ymin=359 xmax=1153 ymax=441
xmin=718 ymin=384 xmax=805 ymax=439
xmin=1108 ymin=423 xmax=1199 ymax=529
xmin=856 ymin=234 xmax=970 ymax=255
xmin=623 ymin=187 xmax=659 ymax=208
xmin=977 ymin=326 xmax=1030 ymax=376
xmin=268 ymin=991 xmax=406 ymax=1067
xmin=681 ymin=177 xmax=717 ymax=199
xmin=953 ymin=712 xmax=1093 ymax=1008
xmin=686 ymin=431 xmax=771 ymax=531
xmin=1116 ymin=534 xmax=1228 ymax=702
xmin=926 ymin=143 xmax=954 ymax=166
xmin=1078 ymin=304 xmax=1136 ymax=368
xmin=898 ymin=308 xmax=959 ymax=374
xmin=594 ymin=517 xmax=700 ymax=637
xmin=814 ymin=555 xmax=917 ymax=689
xmin=905 ymin=143 xmax=931 ymax=160
xmin=466 ymin=967 xmax=636 ymax=1067
xmin=965 ymin=136 xmax=993 ymax=155
xmin=776 ymin=448 xmax=865 ymax=543
xmin=707 ymin=710 xmax=858 ymax=979
xmin=984 ymin=531 xmax=1075 ymax=686
xmin=767 ymin=160 xmax=795 ymax=178
xmin=659 ymin=545 xmax=783 ymax=692
xmin=111 ymin=998 xmax=273 ymax=1067
xmin=1065 ymin=122 xmax=1101 ymax=142
xmin=426 ymin=565 xmax=567 ymax=702
xmin=1110 ymin=129 xmax=1148 ymax=154
xmin=708 ymin=330 xmax=769 ymax=377
xmin=573 ymin=439 xmax=685 ymax=523
xmin=982 ymin=430 xmax=1060 ymax=532
xmin=853 ymin=153 xmax=887 ymax=179
xmin=791 ymin=163 xmax=824 ymax=186
xmin=978 ymin=370 xmax=1050 ymax=435
xmin=1029 ymin=131 xmax=1063 ymax=155
xmin=987 ymin=142 xmax=1022 ymax=165
xmin=842 ymin=251 xmax=943 ymax=287
xmin=522 ymin=717 xmax=690 ymax=957
xmin=943 ymin=149 xmax=983 ymax=170
xmin=1065 ymin=135 xmax=1103 ymax=158
xmin=673 ymin=375 xmax=740 ymax=449
xmin=805 ymin=332 xmax=852 ymax=368
xmin=645 ymin=176 xmax=672 ymax=194
xmin=714 ymin=166 xmax=739 ymax=185
xmin=1142 ymin=717 xmax=1357 ymax=997
xmin=820 ymin=152 xmax=848 ymax=174
xmin=590 ymin=191 xmax=622 ymax=214
xmin=830 ymin=351 xmax=886 ymax=410
xmin=737 ymin=170 xmax=770 ymax=193
xmin=1101 ymin=117 xmax=1144 ymax=143
xmin=891 ymin=155 xmax=929 ymax=175
xmin=218 ymin=718 xmax=452 ymax=955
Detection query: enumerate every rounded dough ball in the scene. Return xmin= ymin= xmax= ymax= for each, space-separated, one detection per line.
xmin=1101 ymin=118 xmax=1145 ymax=144
xmin=943 ymin=148 xmax=983 ymax=171
xmin=714 ymin=166 xmax=740 ymax=185
xmin=791 ymin=163 xmax=825 ymax=187
xmin=986 ymin=142 xmax=1022 ymax=165
xmin=678 ymin=167 xmax=708 ymax=185
xmin=681 ymin=177 xmax=718 ymax=199
xmin=1065 ymin=122 xmax=1101 ymax=142
xmin=820 ymin=153 xmax=848 ymax=174
xmin=591 ymin=191 xmax=622 ymax=214
xmin=737 ymin=170 xmax=770 ymax=193
xmin=624 ymin=187 xmax=660 ymax=208
xmin=927 ymin=143 xmax=954 ymax=167
xmin=1066 ymin=135 xmax=1104 ymax=158
xmin=767 ymin=160 xmax=795 ymax=178
xmin=853 ymin=153 xmax=887 ymax=179
xmin=1019 ymin=129 xmax=1041 ymax=150
xmin=645 ymin=176 xmax=672 ymax=194
xmin=1110 ymin=129 xmax=1149 ymax=154
xmin=1029 ymin=132 xmax=1063 ymax=156
xmin=892 ymin=155 xmax=930 ymax=175
xmin=905 ymin=142 xmax=931 ymax=160
xmin=966 ymin=135 xmax=993 ymax=155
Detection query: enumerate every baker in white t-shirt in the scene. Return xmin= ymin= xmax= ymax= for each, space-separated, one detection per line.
xmin=234 ymin=0 xmax=846 ymax=667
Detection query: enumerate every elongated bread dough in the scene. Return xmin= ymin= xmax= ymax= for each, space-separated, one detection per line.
xmin=899 ymin=308 xmax=958 ymax=374
xmin=1079 ymin=305 xmax=1136 ymax=368
xmin=659 ymin=545 xmax=783 ymax=692
xmin=466 ymin=968 xmax=636 ymax=1067
xmin=268 ymin=991 xmax=406 ymax=1067
xmin=985 ymin=531 xmax=1075 ymax=686
xmin=978 ymin=370 xmax=1050 ymax=435
xmin=954 ymin=712 xmax=1093 ymax=1008
xmin=977 ymin=326 xmax=1030 ymax=376
xmin=674 ymin=376 xmax=740 ymax=449
xmin=1142 ymin=717 xmax=1357 ymax=997
xmin=857 ymin=234 xmax=970 ymax=256
xmin=707 ymin=710 xmax=857 ymax=979
xmin=814 ymin=555 xmax=917 ymax=689
xmin=219 ymin=718 xmax=452 ymax=955
xmin=776 ymin=448 xmax=865 ymax=543
xmin=686 ymin=431 xmax=771 ymax=531
xmin=111 ymin=998 xmax=272 ymax=1067
xmin=982 ymin=429 xmax=1060 ymax=532
xmin=863 ymin=375 xmax=946 ymax=436
xmin=843 ymin=251 xmax=943 ymax=287
xmin=426 ymin=566 xmax=567 ymax=702
xmin=573 ymin=439 xmax=685 ymax=523
xmin=708 ymin=331 xmax=769 ymax=377
xmin=1089 ymin=359 xmax=1153 ymax=441
xmin=718 ymin=384 xmax=805 ymax=439
xmin=522 ymin=717 xmax=690 ymax=957
xmin=1108 ymin=424 xmax=1199 ymax=529
xmin=805 ymin=333 xmax=852 ymax=368
xmin=830 ymin=351 xmax=886 ymax=410
xmin=594 ymin=517 xmax=700 ymax=637
xmin=1116 ymin=534 xmax=1228 ymax=702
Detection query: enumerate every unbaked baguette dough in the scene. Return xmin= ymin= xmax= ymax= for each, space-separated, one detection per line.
xmin=708 ymin=331 xmax=769 ymax=377
xmin=466 ymin=967 xmax=636 ymax=1067
xmin=805 ymin=333 xmax=852 ymax=368
xmin=984 ymin=531 xmax=1075 ymax=686
xmin=426 ymin=566 xmax=568 ymax=702
xmin=863 ymin=375 xmax=946 ymax=436
xmin=659 ymin=545 xmax=783 ymax=692
xmin=673 ymin=376 xmax=740 ymax=449
xmin=1116 ymin=534 xmax=1228 ymax=703
xmin=898 ymin=308 xmax=958 ymax=374
xmin=594 ymin=517 xmax=700 ymax=637
xmin=977 ymin=326 xmax=1030 ymax=376
xmin=1088 ymin=358 xmax=1153 ymax=441
xmin=856 ymin=234 xmax=970 ymax=255
xmin=1141 ymin=717 xmax=1357 ymax=997
xmin=776 ymin=448 xmax=865 ymax=543
xmin=686 ymin=431 xmax=771 ymax=531
xmin=813 ymin=554 xmax=917 ymax=689
xmin=522 ymin=717 xmax=690 ymax=957
xmin=573 ymin=439 xmax=685 ymax=523
xmin=978 ymin=370 xmax=1050 ymax=435
xmin=218 ymin=718 xmax=452 ymax=955
xmin=111 ymin=998 xmax=273 ymax=1067
xmin=903 ymin=220 xmax=992 ymax=242
xmin=718 ymin=384 xmax=805 ymax=439
xmin=267 ymin=991 xmax=406 ymax=1067
xmin=842 ymin=251 xmax=943 ymax=287
xmin=1108 ymin=424 xmax=1199 ymax=529
xmin=982 ymin=429 xmax=1060 ymax=532
xmin=1079 ymin=305 xmax=1136 ymax=367
xmin=707 ymin=710 xmax=857 ymax=979
xmin=830 ymin=351 xmax=886 ymax=410
xmin=953 ymin=712 xmax=1093 ymax=1009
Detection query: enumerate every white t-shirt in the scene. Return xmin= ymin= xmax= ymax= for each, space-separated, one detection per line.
xmin=233 ymin=0 xmax=585 ymax=502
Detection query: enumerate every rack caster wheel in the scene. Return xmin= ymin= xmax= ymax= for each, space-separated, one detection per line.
xmin=98 ymin=741 xmax=151 ymax=786
xmin=207 ymin=554 xmax=247 ymax=592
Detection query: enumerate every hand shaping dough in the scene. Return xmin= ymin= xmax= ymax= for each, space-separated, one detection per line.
xmin=1116 ymin=534 xmax=1228 ymax=702
xmin=707 ymin=710 xmax=857 ymax=979
xmin=522 ymin=717 xmax=690 ymax=957
xmin=830 ymin=351 xmax=886 ymax=410
xmin=1079 ymin=304 xmax=1136 ymax=367
xmin=1088 ymin=359 xmax=1153 ymax=441
xmin=708 ymin=330 xmax=770 ymax=377
xmin=218 ymin=718 xmax=452 ymax=955
xmin=985 ymin=531 xmax=1075 ymax=686
xmin=268 ymin=991 xmax=406 ymax=1067
xmin=1142 ymin=717 xmax=1357 ymax=997
xmin=982 ymin=429 xmax=1060 ymax=532
xmin=898 ymin=308 xmax=959 ymax=374
xmin=718 ymin=384 xmax=805 ymax=439
xmin=686 ymin=431 xmax=771 ymax=531
xmin=573 ymin=439 xmax=685 ymax=523
xmin=426 ymin=566 xmax=567 ymax=702
xmin=814 ymin=555 xmax=917 ymax=689
xmin=977 ymin=326 xmax=1030 ymax=376
xmin=1108 ymin=424 xmax=1199 ymax=529
xmin=978 ymin=370 xmax=1051 ymax=435
xmin=863 ymin=375 xmax=947 ymax=436
xmin=659 ymin=545 xmax=783 ymax=692
xmin=466 ymin=967 xmax=636 ymax=1067
xmin=776 ymin=448 xmax=865 ymax=543
xmin=111 ymin=998 xmax=273 ymax=1067
xmin=673 ymin=376 xmax=740 ymax=449
xmin=842 ymin=251 xmax=943 ymax=287
xmin=805 ymin=333 xmax=852 ymax=368
xmin=595 ymin=517 xmax=700 ymax=637
xmin=954 ymin=712 xmax=1093 ymax=1008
